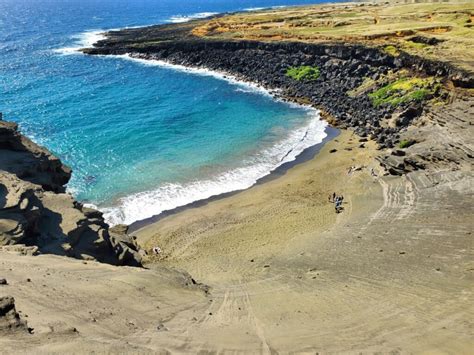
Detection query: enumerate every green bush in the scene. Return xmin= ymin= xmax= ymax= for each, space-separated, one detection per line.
xmin=399 ymin=139 xmax=415 ymax=149
xmin=286 ymin=65 xmax=320 ymax=81
xmin=368 ymin=77 xmax=437 ymax=107
xmin=383 ymin=45 xmax=400 ymax=57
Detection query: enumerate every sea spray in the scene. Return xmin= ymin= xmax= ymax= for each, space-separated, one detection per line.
xmin=54 ymin=30 xmax=107 ymax=55
xmin=167 ymin=12 xmax=219 ymax=23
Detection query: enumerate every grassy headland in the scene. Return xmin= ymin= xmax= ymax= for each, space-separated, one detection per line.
xmin=192 ymin=1 xmax=474 ymax=73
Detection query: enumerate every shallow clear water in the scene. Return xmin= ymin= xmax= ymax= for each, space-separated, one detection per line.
xmin=0 ymin=0 xmax=329 ymax=225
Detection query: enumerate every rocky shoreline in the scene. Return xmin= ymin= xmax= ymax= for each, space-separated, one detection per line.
xmin=83 ymin=21 xmax=473 ymax=176
xmin=0 ymin=120 xmax=142 ymax=267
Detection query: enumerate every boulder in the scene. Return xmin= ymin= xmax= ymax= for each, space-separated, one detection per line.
xmin=108 ymin=225 xmax=142 ymax=267
xmin=391 ymin=149 xmax=406 ymax=157
xmin=0 ymin=296 xmax=28 ymax=333
xmin=393 ymin=105 xmax=423 ymax=127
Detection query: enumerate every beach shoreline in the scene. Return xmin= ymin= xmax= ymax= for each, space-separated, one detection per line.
xmin=134 ymin=128 xmax=374 ymax=260
xmin=129 ymin=125 xmax=339 ymax=233
xmin=79 ymin=53 xmax=334 ymax=227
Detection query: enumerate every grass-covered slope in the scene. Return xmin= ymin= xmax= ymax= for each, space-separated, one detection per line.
xmin=191 ymin=1 xmax=474 ymax=73
xmin=368 ymin=77 xmax=441 ymax=107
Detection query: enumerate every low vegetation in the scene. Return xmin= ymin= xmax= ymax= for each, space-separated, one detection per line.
xmin=286 ymin=65 xmax=320 ymax=81
xmin=399 ymin=139 xmax=416 ymax=149
xmin=368 ymin=77 xmax=440 ymax=107
xmin=383 ymin=45 xmax=400 ymax=57
xmin=191 ymin=2 xmax=474 ymax=73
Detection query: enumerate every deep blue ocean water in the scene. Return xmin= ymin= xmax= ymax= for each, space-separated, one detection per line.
xmin=0 ymin=0 xmax=329 ymax=225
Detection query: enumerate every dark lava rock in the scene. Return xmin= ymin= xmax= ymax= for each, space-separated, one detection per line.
xmin=391 ymin=149 xmax=406 ymax=157
xmin=83 ymin=29 xmax=474 ymax=144
xmin=409 ymin=36 xmax=444 ymax=46
xmin=395 ymin=105 xmax=423 ymax=127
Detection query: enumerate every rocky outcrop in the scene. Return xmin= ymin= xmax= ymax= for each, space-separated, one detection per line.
xmin=0 ymin=120 xmax=142 ymax=267
xmin=0 ymin=296 xmax=28 ymax=333
xmin=0 ymin=120 xmax=70 ymax=193
xmin=376 ymin=94 xmax=474 ymax=175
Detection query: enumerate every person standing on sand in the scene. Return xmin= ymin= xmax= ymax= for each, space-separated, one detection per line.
xmin=332 ymin=192 xmax=336 ymax=202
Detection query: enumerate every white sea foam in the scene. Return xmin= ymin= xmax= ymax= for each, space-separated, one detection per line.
xmin=102 ymin=110 xmax=327 ymax=226
xmin=243 ymin=7 xmax=267 ymax=11
xmin=167 ymin=12 xmax=219 ymax=24
xmin=54 ymin=10 xmax=218 ymax=55
xmin=243 ymin=6 xmax=286 ymax=12
xmin=112 ymin=53 xmax=277 ymax=99
xmin=54 ymin=30 xmax=106 ymax=55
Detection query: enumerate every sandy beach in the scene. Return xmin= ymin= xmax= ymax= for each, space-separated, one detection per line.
xmin=1 ymin=120 xmax=472 ymax=353
xmin=132 ymin=128 xmax=472 ymax=353
xmin=136 ymin=130 xmax=379 ymax=278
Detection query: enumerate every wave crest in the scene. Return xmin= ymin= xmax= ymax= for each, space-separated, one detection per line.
xmin=54 ymin=30 xmax=106 ymax=55
xmin=167 ymin=12 xmax=219 ymax=24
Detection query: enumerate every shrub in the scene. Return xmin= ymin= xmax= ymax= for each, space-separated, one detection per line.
xmin=383 ymin=45 xmax=400 ymax=57
xmin=399 ymin=139 xmax=415 ymax=149
xmin=368 ymin=77 xmax=437 ymax=107
xmin=286 ymin=65 xmax=320 ymax=81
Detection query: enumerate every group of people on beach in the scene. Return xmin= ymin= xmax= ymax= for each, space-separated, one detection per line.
xmin=329 ymin=192 xmax=344 ymax=213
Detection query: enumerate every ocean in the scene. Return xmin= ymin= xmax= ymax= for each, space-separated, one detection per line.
xmin=0 ymin=0 xmax=329 ymax=225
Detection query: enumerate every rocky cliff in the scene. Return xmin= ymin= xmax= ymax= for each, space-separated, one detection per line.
xmin=0 ymin=120 xmax=142 ymax=266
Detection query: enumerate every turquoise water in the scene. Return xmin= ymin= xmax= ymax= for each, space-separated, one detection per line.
xmin=0 ymin=0 xmax=329 ymax=225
